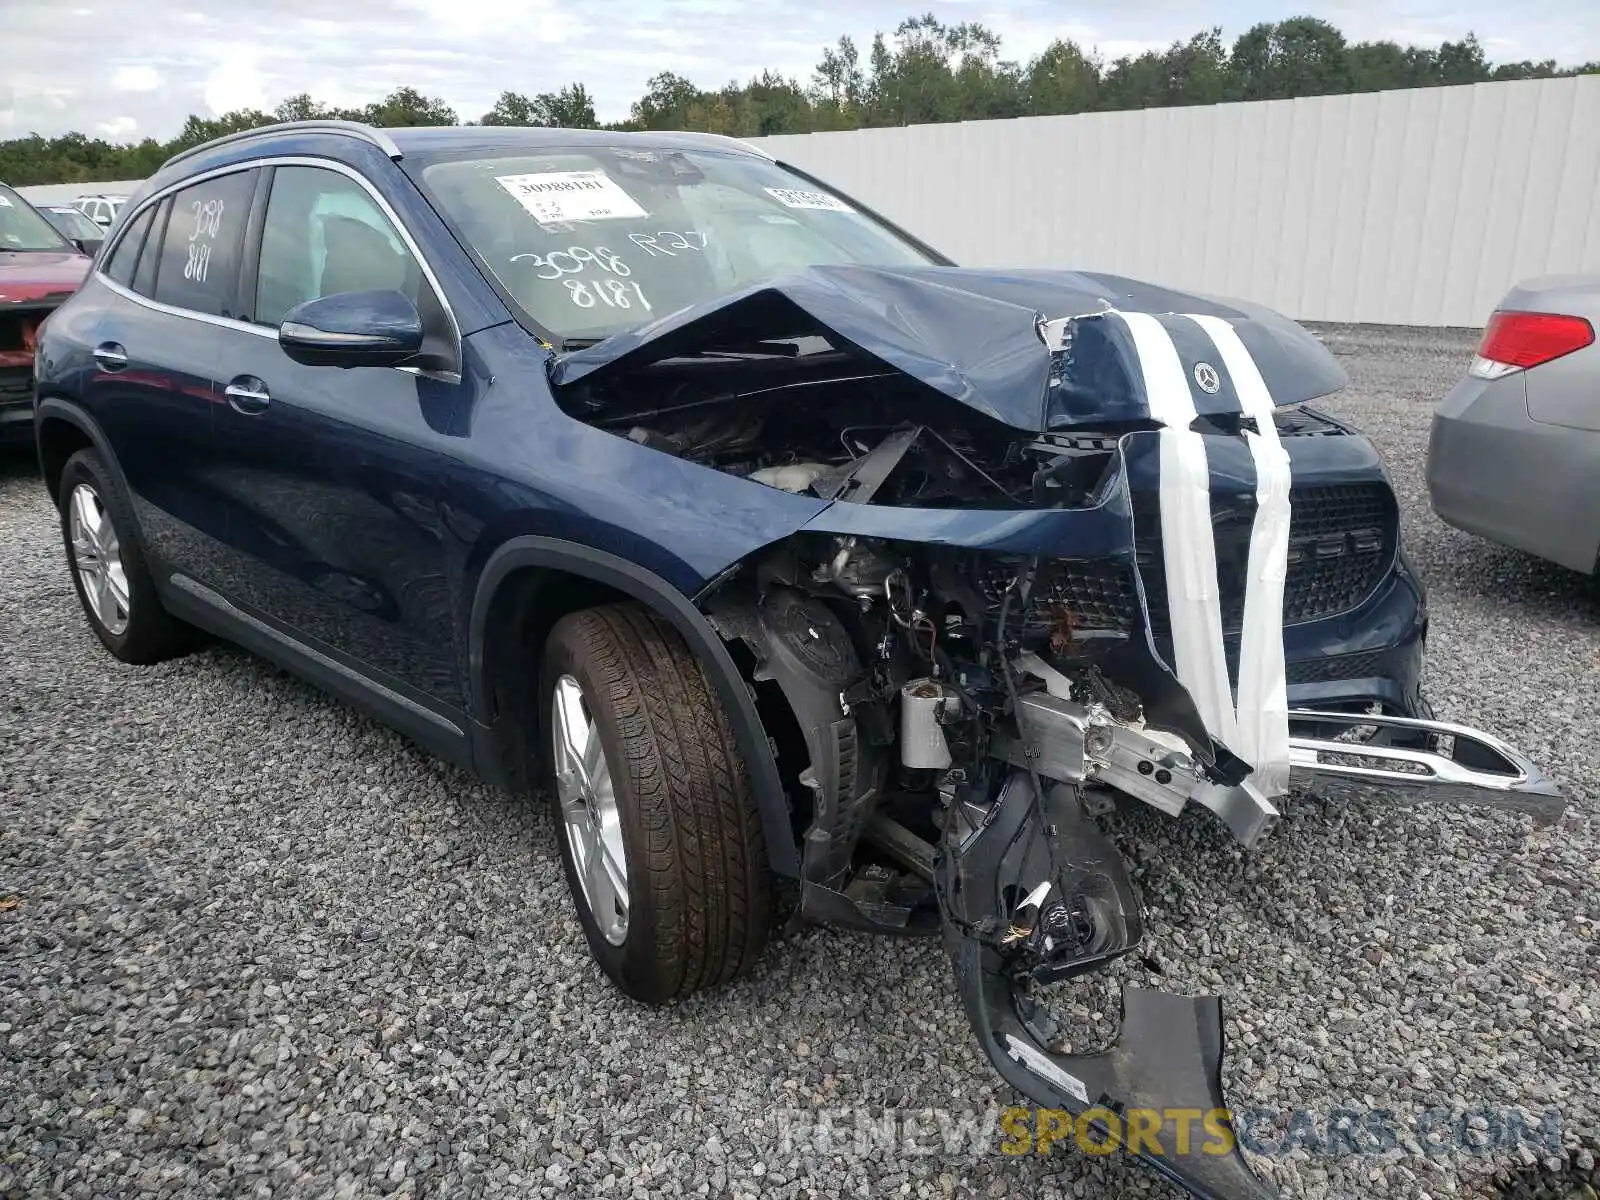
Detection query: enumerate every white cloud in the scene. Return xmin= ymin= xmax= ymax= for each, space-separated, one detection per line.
xmin=111 ymin=64 xmax=162 ymax=92
xmin=98 ymin=115 xmax=138 ymax=138
xmin=203 ymin=46 xmax=270 ymax=115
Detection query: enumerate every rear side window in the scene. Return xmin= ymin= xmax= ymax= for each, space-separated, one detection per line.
xmin=132 ymin=198 xmax=170 ymax=298
xmin=103 ymin=206 xmax=153 ymax=287
xmin=151 ymin=170 xmax=257 ymax=318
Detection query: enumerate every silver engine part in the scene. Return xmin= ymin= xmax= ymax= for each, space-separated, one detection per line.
xmin=899 ymin=678 xmax=960 ymax=769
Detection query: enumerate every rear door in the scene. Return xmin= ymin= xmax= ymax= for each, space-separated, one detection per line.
xmin=85 ymin=167 xmax=260 ymax=576
xmin=204 ymin=160 xmax=470 ymax=713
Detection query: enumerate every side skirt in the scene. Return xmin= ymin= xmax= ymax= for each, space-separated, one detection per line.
xmin=162 ymin=571 xmax=477 ymax=772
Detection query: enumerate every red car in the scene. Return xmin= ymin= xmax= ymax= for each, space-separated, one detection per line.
xmin=1 ymin=182 xmax=92 ymax=446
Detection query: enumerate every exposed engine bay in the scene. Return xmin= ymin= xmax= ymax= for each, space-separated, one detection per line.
xmin=550 ymin=275 xmax=1567 ymax=1199
xmin=562 ymin=343 xmax=1063 ymax=508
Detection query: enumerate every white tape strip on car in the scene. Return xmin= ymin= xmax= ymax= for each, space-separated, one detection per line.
xmin=1188 ymin=314 xmax=1293 ymax=797
xmin=1115 ymin=312 xmax=1240 ymax=750
xmin=1109 ymin=310 xmax=1292 ymax=797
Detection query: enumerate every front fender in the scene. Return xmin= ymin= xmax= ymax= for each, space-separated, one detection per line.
xmin=466 ymin=534 xmax=800 ymax=877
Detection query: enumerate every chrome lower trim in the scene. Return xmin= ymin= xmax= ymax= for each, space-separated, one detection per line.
xmin=1285 ymin=709 xmax=1566 ymax=827
xmin=994 ymin=685 xmax=1565 ymax=845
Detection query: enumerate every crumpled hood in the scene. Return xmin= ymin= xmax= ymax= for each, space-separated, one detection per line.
xmin=0 ymin=250 xmax=91 ymax=305
xmin=552 ymin=264 xmax=1347 ymax=432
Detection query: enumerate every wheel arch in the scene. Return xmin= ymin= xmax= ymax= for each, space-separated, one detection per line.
xmin=468 ymin=535 xmax=799 ymax=878
xmin=35 ymin=398 xmax=127 ymax=518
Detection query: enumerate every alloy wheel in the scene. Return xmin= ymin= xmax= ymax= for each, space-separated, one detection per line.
xmin=552 ymin=674 xmax=629 ymax=945
xmin=68 ymin=483 xmax=130 ymax=636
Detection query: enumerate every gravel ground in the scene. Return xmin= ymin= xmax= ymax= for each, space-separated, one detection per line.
xmin=2 ymin=326 xmax=1597 ymax=1200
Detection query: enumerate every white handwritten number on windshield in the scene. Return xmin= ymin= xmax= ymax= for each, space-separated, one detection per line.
xmin=510 ymin=246 xmax=631 ymax=280
xmin=563 ymin=278 xmax=651 ymax=312
xmin=510 ymin=245 xmax=653 ymax=313
xmin=183 ymin=197 xmax=224 ymax=285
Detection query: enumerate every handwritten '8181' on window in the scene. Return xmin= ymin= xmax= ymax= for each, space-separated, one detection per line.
xmin=510 ymin=246 xmax=653 ymax=312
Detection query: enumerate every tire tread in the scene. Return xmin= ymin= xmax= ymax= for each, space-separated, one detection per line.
xmin=545 ymin=602 xmax=771 ymax=1001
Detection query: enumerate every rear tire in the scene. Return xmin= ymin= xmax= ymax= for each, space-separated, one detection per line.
xmin=540 ymin=602 xmax=772 ymax=1004
xmin=58 ymin=449 xmax=196 ymax=664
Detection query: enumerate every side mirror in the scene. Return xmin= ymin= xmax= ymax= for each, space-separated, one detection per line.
xmin=72 ymin=237 xmax=103 ymax=257
xmin=278 ymin=290 xmax=425 ymax=369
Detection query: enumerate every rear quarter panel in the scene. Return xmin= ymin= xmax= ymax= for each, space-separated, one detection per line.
xmin=1499 ymin=274 xmax=1600 ymax=432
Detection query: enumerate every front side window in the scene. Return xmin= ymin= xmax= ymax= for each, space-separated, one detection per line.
xmin=151 ymin=170 xmax=257 ymax=318
xmin=254 ymin=165 xmax=424 ymax=328
xmin=0 ymin=184 xmax=73 ymax=252
xmin=414 ymin=145 xmax=938 ymax=343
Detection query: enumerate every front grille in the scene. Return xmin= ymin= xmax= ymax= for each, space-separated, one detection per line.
xmin=1136 ymin=483 xmax=1396 ymax=634
xmin=975 ymin=483 xmax=1398 ymax=640
xmin=1284 ymin=649 xmax=1392 ymax=685
xmin=974 ymin=557 xmax=1139 ymax=633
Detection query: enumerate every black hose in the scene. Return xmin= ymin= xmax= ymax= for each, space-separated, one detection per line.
xmin=997 ymin=556 xmax=1049 ymax=808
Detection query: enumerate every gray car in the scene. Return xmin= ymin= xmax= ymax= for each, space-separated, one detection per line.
xmin=1428 ymin=275 xmax=1600 ymax=572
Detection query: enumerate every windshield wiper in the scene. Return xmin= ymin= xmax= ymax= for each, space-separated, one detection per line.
xmin=556 ymin=337 xmax=806 ymax=360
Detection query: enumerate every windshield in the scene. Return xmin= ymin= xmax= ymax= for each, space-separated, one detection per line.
xmin=417 ymin=145 xmax=939 ymax=342
xmin=45 ymin=207 xmax=102 ymax=241
xmin=0 ymin=185 xmax=73 ymax=252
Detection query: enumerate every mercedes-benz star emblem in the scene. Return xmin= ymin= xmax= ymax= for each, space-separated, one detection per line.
xmin=1194 ymin=362 xmax=1221 ymax=394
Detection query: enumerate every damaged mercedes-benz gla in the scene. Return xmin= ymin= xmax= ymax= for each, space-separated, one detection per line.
xmin=32 ymin=124 xmax=1565 ymax=1199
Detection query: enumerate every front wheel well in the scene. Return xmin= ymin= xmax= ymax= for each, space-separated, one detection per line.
xmin=36 ymin=414 xmax=93 ymax=506
xmin=467 ymin=538 xmax=803 ymax=878
xmin=477 ymin=566 xmax=632 ymax=794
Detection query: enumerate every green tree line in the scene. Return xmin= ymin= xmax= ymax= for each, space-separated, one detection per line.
xmin=4 ymin=14 xmax=1595 ymax=186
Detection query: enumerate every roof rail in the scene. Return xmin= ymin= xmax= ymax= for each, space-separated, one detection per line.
xmin=665 ymin=130 xmax=775 ymax=161
xmin=159 ymin=120 xmax=402 ymax=172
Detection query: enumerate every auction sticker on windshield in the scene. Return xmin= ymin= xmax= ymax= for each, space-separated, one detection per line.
xmin=497 ymin=171 xmax=648 ymax=225
xmin=764 ymin=187 xmax=853 ymax=212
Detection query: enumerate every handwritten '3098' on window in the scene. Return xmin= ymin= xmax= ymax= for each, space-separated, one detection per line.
xmin=183 ymin=197 xmax=225 ymax=284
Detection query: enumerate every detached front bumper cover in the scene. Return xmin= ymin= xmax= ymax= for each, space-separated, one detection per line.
xmin=946 ymin=705 xmax=1564 ymax=1199
xmin=953 ymin=952 xmax=1276 ymax=1200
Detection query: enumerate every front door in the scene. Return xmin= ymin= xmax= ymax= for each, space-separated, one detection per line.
xmin=205 ymin=161 xmax=471 ymax=713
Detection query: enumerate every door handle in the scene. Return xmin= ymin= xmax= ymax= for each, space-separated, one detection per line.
xmin=92 ymin=342 xmax=127 ymax=371
xmin=224 ymin=376 xmax=271 ymax=415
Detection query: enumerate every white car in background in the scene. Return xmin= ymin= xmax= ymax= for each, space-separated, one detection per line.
xmin=72 ymin=194 xmax=127 ymax=228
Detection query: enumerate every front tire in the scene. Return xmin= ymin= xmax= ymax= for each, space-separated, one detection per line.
xmin=58 ymin=449 xmax=195 ymax=664
xmin=540 ymin=603 xmax=772 ymax=1004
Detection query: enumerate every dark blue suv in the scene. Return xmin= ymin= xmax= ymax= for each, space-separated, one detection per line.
xmin=32 ymin=121 xmax=1560 ymax=1199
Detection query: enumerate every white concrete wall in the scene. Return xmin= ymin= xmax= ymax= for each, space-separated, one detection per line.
xmin=16 ymin=76 xmax=1596 ymax=328
xmin=750 ymin=75 xmax=1600 ymax=329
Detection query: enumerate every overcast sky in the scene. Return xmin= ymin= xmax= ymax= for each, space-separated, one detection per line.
xmin=2 ymin=0 xmax=1593 ymax=142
